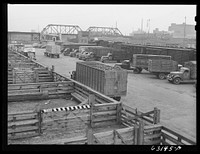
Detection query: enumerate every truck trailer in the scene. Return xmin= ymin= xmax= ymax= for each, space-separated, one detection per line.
xmin=74 ymin=61 xmax=128 ymax=101
xmin=44 ymin=42 xmax=61 ymax=58
xmin=131 ymin=54 xmax=172 ymax=73
xmin=148 ymin=59 xmax=179 ymax=79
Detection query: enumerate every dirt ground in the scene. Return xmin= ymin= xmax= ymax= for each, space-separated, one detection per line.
xmin=33 ymin=49 xmax=196 ymax=139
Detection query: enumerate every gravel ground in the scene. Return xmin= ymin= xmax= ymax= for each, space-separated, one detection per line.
xmin=33 ymin=49 xmax=196 ymax=139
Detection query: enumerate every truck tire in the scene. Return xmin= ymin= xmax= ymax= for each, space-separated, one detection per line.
xmin=173 ymin=77 xmax=181 ymax=85
xmin=57 ymin=55 xmax=59 ymax=58
xmin=113 ymin=97 xmax=121 ymax=101
xmin=133 ymin=68 xmax=140 ymax=74
xmin=158 ymin=73 xmax=166 ymax=80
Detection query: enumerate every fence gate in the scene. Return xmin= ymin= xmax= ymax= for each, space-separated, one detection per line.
xmin=92 ymin=126 xmax=138 ymax=144
xmin=13 ymin=68 xmax=35 ymax=83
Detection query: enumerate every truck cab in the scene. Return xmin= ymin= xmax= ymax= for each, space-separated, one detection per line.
xmin=114 ymin=60 xmax=133 ymax=70
xmin=100 ymin=53 xmax=113 ymax=63
xmin=167 ymin=67 xmax=195 ymax=84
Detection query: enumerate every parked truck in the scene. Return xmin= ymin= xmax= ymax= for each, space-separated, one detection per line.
xmin=148 ymin=59 xmax=179 ymax=79
xmin=131 ymin=54 xmax=172 ymax=74
xmin=44 ymin=41 xmax=61 ymax=58
xmin=167 ymin=61 xmax=196 ymax=84
xmin=72 ymin=61 xmax=128 ymax=101
xmin=79 ymin=46 xmax=113 ymax=61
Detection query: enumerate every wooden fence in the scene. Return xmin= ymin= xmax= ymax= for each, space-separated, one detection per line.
xmin=8 ymin=110 xmax=42 ymax=140
xmin=8 ymin=81 xmax=74 ymax=102
xmin=161 ymin=125 xmax=196 ymax=145
xmin=90 ymin=122 xmax=162 ymax=145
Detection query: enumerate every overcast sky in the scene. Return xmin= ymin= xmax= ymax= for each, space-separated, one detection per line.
xmin=8 ymin=4 xmax=196 ymax=35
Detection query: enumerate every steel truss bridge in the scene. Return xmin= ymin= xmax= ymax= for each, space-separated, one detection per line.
xmin=40 ymin=24 xmax=83 ymax=41
xmin=86 ymin=26 xmax=123 ymax=37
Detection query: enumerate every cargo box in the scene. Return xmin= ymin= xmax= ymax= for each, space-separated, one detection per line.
xmin=76 ymin=61 xmax=127 ymax=97
xmin=148 ymin=59 xmax=178 ymax=73
xmin=46 ymin=45 xmax=61 ymax=54
xmin=132 ymin=54 xmax=171 ymax=69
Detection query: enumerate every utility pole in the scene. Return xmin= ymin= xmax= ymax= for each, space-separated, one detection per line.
xmin=183 ymin=16 xmax=186 ymax=47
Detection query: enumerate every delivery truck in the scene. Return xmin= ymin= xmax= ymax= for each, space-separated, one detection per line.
xmin=167 ymin=61 xmax=196 ymax=84
xmin=131 ymin=54 xmax=172 ymax=73
xmin=148 ymin=59 xmax=179 ymax=79
xmin=44 ymin=41 xmax=61 ymax=58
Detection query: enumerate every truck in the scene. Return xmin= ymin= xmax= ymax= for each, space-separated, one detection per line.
xmin=167 ymin=61 xmax=196 ymax=84
xmin=148 ymin=59 xmax=179 ymax=79
xmin=131 ymin=54 xmax=172 ymax=74
xmin=78 ymin=46 xmax=113 ymax=61
xmin=16 ymin=44 xmax=36 ymax=60
xmin=72 ymin=61 xmax=128 ymax=101
xmin=44 ymin=41 xmax=61 ymax=58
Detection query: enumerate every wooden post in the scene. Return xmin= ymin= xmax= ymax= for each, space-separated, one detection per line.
xmin=113 ymin=130 xmax=116 ymax=144
xmin=12 ymin=69 xmax=16 ymax=84
xmin=35 ymin=69 xmax=39 ymax=83
xmin=134 ymin=125 xmax=138 ymax=145
xmin=89 ymin=94 xmax=95 ymax=128
xmin=137 ymin=120 xmax=144 ymax=145
xmin=116 ymin=103 xmax=122 ymax=125
xmin=153 ymin=107 xmax=160 ymax=124
xmin=52 ymin=65 xmax=55 ymax=72
xmin=87 ymin=127 xmax=93 ymax=144
xmin=38 ymin=110 xmax=42 ymax=135
xmin=11 ymin=116 xmax=16 ymax=137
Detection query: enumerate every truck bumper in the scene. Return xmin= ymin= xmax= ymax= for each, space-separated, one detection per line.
xmin=167 ymin=75 xmax=173 ymax=81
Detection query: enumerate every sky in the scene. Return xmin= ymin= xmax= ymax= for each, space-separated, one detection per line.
xmin=7 ymin=4 xmax=196 ymax=35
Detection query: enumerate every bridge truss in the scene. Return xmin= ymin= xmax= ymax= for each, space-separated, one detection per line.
xmin=40 ymin=24 xmax=82 ymax=41
xmin=86 ymin=26 xmax=123 ymax=37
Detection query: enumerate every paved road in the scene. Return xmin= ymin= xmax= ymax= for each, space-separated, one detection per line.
xmin=35 ymin=49 xmax=196 ymax=139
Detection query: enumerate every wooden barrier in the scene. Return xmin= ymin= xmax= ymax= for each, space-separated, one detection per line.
xmin=8 ymin=81 xmax=74 ymax=102
xmin=8 ymin=110 xmax=42 ymax=140
xmin=161 ymin=125 xmax=196 ymax=145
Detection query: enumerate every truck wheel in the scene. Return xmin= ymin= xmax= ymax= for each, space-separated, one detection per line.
xmin=133 ymin=68 xmax=140 ymax=74
xmin=113 ymin=97 xmax=121 ymax=101
xmin=57 ymin=55 xmax=59 ymax=58
xmin=173 ymin=78 xmax=181 ymax=85
xmin=158 ymin=73 xmax=166 ymax=80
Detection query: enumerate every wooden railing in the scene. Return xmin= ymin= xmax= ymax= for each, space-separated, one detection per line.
xmin=161 ymin=125 xmax=196 ymax=145
xmin=8 ymin=110 xmax=42 ymax=140
xmin=8 ymin=81 xmax=74 ymax=102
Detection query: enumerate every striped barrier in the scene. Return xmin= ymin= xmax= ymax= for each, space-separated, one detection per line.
xmin=41 ymin=104 xmax=91 ymax=113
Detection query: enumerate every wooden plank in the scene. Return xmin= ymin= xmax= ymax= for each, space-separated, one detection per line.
xmin=92 ymin=110 xmax=117 ymax=117
xmin=94 ymin=130 xmax=113 ymax=138
xmin=8 ymin=126 xmax=39 ymax=134
xmin=93 ymin=115 xmax=117 ymax=123
xmin=144 ymin=139 xmax=161 ymax=145
xmin=161 ymin=125 xmax=196 ymax=145
xmin=94 ymin=102 xmax=120 ymax=107
xmin=8 ymin=110 xmax=37 ymax=116
xmin=93 ymin=120 xmax=117 ymax=127
xmin=8 ymin=132 xmax=39 ymax=140
xmin=144 ymin=132 xmax=162 ymax=140
xmin=8 ymin=119 xmax=39 ymax=127
xmin=161 ymin=133 xmax=184 ymax=145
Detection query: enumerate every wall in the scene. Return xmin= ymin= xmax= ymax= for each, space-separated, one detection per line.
xmin=8 ymin=31 xmax=40 ymax=44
